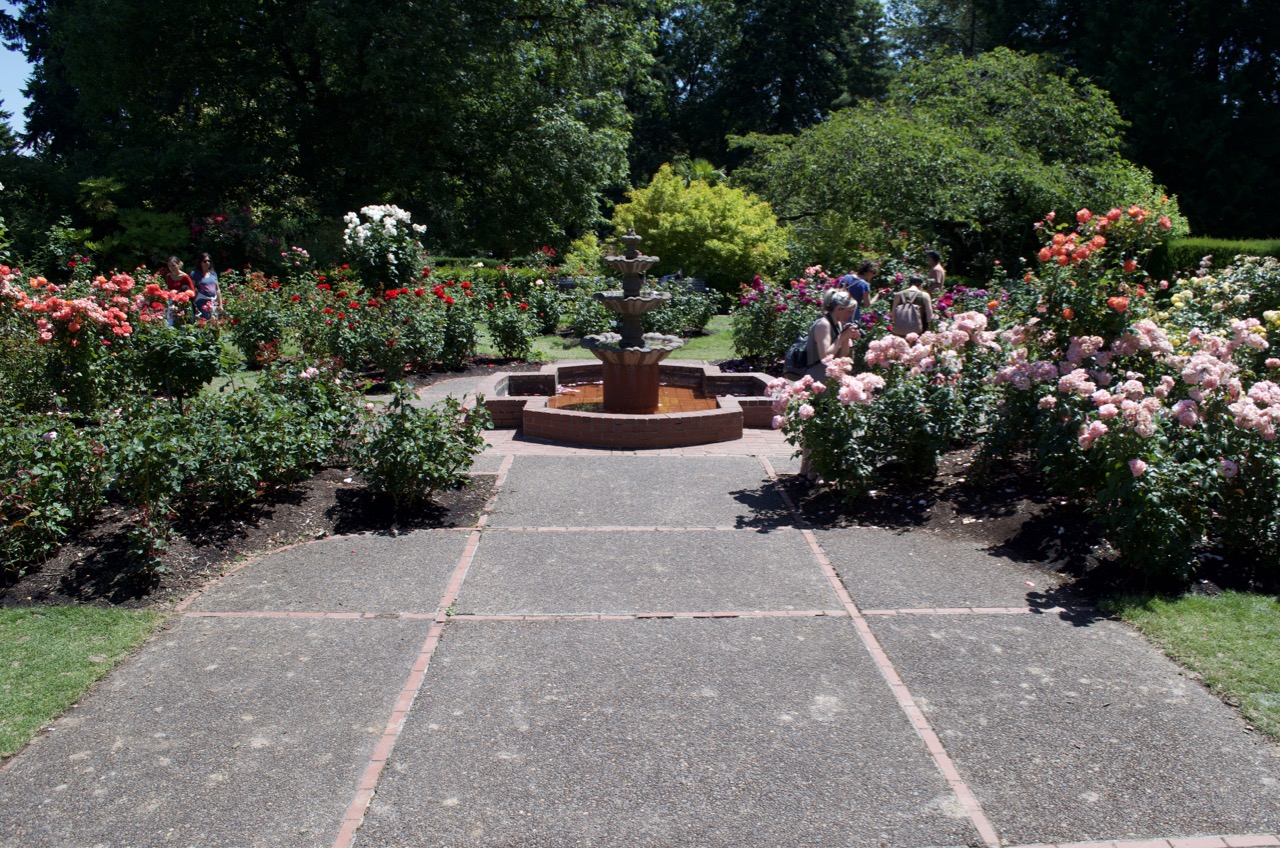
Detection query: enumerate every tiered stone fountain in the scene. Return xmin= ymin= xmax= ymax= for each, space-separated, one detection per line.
xmin=474 ymin=229 xmax=775 ymax=448
xmin=578 ymin=230 xmax=683 ymax=414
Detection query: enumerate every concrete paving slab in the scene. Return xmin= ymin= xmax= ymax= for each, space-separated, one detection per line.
xmin=456 ymin=528 xmax=837 ymax=614
xmin=0 ymin=615 xmax=429 ymax=848
xmin=189 ymin=530 xmax=469 ymax=614
xmin=765 ymin=450 xmax=802 ymax=476
xmin=467 ymin=451 xmax=507 ymax=474
xmin=815 ymin=526 xmax=1062 ymax=610
xmin=358 ymin=617 xmax=981 ymax=848
xmin=364 ymin=376 xmax=487 ymax=410
xmin=488 ymin=455 xmax=791 ymax=529
xmin=412 ymin=375 xmax=489 ymax=408
xmin=870 ymin=613 xmax=1280 ymax=844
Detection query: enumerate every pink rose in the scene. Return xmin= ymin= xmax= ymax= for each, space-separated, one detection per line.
xmin=798 ymin=404 xmax=816 ymax=420
xmin=1128 ymin=459 xmax=1147 ymax=477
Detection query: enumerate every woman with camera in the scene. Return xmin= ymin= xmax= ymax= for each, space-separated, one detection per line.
xmin=784 ymin=287 xmax=862 ymax=383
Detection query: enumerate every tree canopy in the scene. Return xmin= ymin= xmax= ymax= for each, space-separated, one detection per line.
xmin=733 ymin=49 xmax=1187 ymax=273
xmin=0 ymin=0 xmax=1272 ymax=268
xmin=1 ymin=0 xmax=653 ymax=256
xmin=612 ymin=162 xmax=789 ymax=293
xmin=884 ymin=0 xmax=1280 ymax=239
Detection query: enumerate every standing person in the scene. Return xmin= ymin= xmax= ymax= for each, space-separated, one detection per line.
xmin=784 ymin=288 xmax=861 ymax=383
xmin=924 ymin=250 xmax=946 ymax=292
xmin=161 ymin=255 xmax=195 ymax=326
xmin=839 ymin=260 xmax=880 ymax=318
xmin=890 ymin=275 xmax=934 ymax=337
xmin=190 ymin=252 xmax=220 ymax=321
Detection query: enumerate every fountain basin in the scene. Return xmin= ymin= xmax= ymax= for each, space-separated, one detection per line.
xmin=591 ymin=291 xmax=671 ymax=317
xmin=475 ymin=361 xmax=776 ymax=449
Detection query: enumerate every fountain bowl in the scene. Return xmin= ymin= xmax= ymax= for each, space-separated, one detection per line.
xmin=474 ymin=361 xmax=776 ymax=449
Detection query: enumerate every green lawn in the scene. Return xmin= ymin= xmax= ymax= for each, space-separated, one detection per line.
xmin=0 ymin=607 xmax=163 ymax=758
xmin=1105 ymin=590 xmax=1280 ymax=740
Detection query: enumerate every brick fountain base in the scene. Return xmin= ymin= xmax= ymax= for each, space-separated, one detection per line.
xmin=473 ymin=361 xmax=775 ymax=450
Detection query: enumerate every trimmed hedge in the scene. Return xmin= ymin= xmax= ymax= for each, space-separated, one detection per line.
xmin=1151 ymin=237 xmax=1280 ymax=278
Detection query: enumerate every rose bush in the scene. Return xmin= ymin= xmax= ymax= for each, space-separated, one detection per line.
xmin=772 ymin=201 xmax=1280 ymax=582
xmin=352 ymin=385 xmax=491 ymax=514
xmin=341 ymin=205 xmax=428 ymax=294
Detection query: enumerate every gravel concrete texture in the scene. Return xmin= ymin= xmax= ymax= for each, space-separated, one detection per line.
xmin=814 ymin=525 xmax=1063 ymax=610
xmin=362 ymin=376 xmax=487 ymax=410
xmin=765 ymin=450 xmax=802 ymax=476
xmin=0 ymin=615 xmax=430 ymax=848
xmin=411 ymin=376 xmax=488 ymax=408
xmin=357 ymin=617 xmax=982 ymax=848
xmin=487 ymin=455 xmax=790 ymax=529
xmin=187 ymin=530 xmax=470 ymax=614
xmin=455 ymin=528 xmax=837 ymax=614
xmin=467 ymin=451 xmax=508 ymax=474
xmin=869 ymin=612 xmax=1280 ymax=844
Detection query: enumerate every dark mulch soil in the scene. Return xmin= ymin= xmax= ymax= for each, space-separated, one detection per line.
xmin=716 ymin=357 xmax=784 ymax=377
xmin=782 ymin=444 xmax=1278 ymax=600
xmin=0 ymin=469 xmax=495 ymax=611
xmin=780 ymin=446 xmax=1117 ymax=605
xmin=0 ymin=359 xmax=539 ymax=612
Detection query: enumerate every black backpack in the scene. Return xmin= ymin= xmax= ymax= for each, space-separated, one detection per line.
xmin=785 ymin=315 xmax=832 ymax=372
xmin=785 ymin=332 xmax=809 ymax=372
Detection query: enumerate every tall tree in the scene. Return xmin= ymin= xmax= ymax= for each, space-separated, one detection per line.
xmin=734 ymin=49 xmax=1185 ymax=273
xmin=1012 ymin=0 xmax=1280 ymax=238
xmin=628 ymin=0 xmax=890 ymax=176
xmin=0 ymin=0 xmax=655 ymax=256
xmin=885 ymin=0 xmax=1280 ymax=238
xmin=884 ymin=0 xmax=1028 ymax=59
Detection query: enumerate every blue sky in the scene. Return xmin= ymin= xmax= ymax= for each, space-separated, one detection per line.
xmin=0 ymin=1 xmax=30 ymax=135
xmin=0 ymin=44 xmax=30 ymax=134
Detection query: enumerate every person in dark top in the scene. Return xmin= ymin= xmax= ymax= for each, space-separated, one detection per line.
xmin=839 ymin=260 xmax=880 ymax=318
xmin=190 ymin=252 xmax=220 ymax=321
xmin=161 ymin=255 xmax=195 ymax=326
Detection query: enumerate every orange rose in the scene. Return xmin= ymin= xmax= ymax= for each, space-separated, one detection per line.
xmin=1061 ymin=307 xmax=1074 ymax=320
xmin=1107 ymin=296 xmax=1130 ymax=313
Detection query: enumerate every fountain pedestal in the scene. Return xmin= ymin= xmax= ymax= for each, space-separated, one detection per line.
xmin=582 ymin=230 xmax=683 ymax=414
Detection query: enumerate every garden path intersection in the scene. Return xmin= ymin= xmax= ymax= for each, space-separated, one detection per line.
xmin=3 ymin=375 xmax=1280 ymax=847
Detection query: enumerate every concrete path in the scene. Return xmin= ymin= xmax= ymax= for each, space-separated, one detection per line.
xmin=3 ymin=374 xmax=1279 ymax=848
